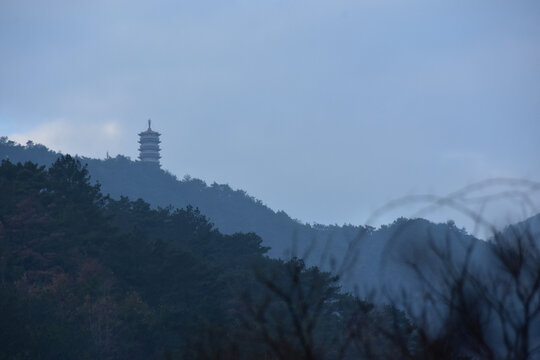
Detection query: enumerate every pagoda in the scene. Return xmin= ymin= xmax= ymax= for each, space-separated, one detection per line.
xmin=138 ymin=119 xmax=161 ymax=166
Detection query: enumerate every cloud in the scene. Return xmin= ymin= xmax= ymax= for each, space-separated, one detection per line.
xmin=9 ymin=119 xmax=126 ymax=159
xmin=101 ymin=122 xmax=120 ymax=140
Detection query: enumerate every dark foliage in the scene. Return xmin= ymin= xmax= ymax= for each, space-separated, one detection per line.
xmin=0 ymin=156 xmax=265 ymax=358
xmin=0 ymin=138 xmax=362 ymax=260
xmin=2 ymin=140 xmax=539 ymax=359
xmin=0 ymin=156 xmax=417 ymax=359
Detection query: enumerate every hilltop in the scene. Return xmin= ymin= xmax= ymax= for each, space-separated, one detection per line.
xmin=5 ymin=137 xmax=539 ymax=295
xmin=3 ymin=139 xmax=540 ymax=358
xmin=0 ymin=154 xmax=406 ymax=359
xmin=0 ymin=137 xmax=488 ymax=294
xmin=0 ymin=137 xmax=360 ymax=259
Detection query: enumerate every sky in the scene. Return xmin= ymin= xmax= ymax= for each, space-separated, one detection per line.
xmin=1 ymin=0 xmax=540 ymax=234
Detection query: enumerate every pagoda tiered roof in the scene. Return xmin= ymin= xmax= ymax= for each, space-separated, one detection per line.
xmin=138 ymin=128 xmax=161 ymax=136
xmin=138 ymin=119 xmax=161 ymax=136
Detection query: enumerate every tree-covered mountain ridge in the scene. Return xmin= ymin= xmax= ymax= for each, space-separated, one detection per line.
xmin=3 ymin=139 xmax=540 ymax=358
xmin=0 ymin=137 xmax=362 ymax=258
xmin=3 ymin=137 xmax=540 ymax=294
xmin=2 ymin=154 xmax=413 ymax=359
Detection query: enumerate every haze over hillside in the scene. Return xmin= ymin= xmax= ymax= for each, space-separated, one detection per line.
xmin=2 ymin=148 xmax=540 ymax=358
xmin=0 ymin=137 xmax=361 ymax=259
xmin=4 ymin=137 xmax=540 ymax=297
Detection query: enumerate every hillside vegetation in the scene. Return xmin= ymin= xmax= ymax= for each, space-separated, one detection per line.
xmin=0 ymin=139 xmax=514 ymax=294
xmin=2 ymin=139 xmax=540 ymax=358
xmin=0 ymin=137 xmax=360 ymax=259
xmin=0 ymin=155 xmax=423 ymax=359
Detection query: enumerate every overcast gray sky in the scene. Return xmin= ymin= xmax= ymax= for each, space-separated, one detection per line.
xmin=1 ymin=0 xmax=540 ymax=233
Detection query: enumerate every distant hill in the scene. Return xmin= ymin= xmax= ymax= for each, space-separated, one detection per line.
xmin=0 ymin=137 xmax=360 ymax=260
xmin=1 ymin=154 xmax=401 ymax=359
xmin=4 ymin=137 xmax=537 ymax=297
xmin=4 ymin=138 xmax=540 ymax=357
xmin=500 ymin=212 xmax=540 ymax=240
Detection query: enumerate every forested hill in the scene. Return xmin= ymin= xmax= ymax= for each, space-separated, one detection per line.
xmin=0 ymin=138 xmax=495 ymax=290
xmin=0 ymin=138 xmax=361 ymax=258
xmin=6 ymin=138 xmax=535 ymax=296
xmin=0 ymin=155 xmax=419 ymax=359
xmin=0 ymin=137 xmax=494 ymax=298
xmin=3 ymin=149 xmax=540 ymax=358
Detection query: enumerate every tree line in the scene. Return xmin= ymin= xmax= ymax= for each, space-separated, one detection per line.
xmin=1 ymin=152 xmax=539 ymax=359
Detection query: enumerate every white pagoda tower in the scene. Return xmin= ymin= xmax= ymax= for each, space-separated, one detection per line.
xmin=138 ymin=119 xmax=161 ymax=166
